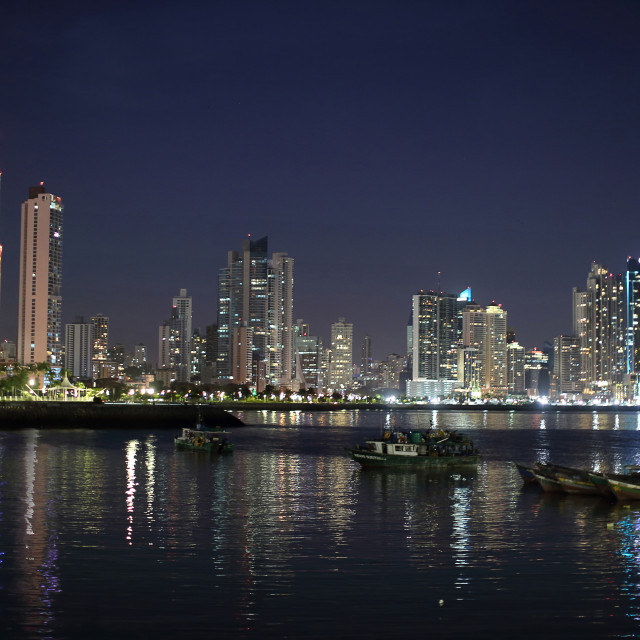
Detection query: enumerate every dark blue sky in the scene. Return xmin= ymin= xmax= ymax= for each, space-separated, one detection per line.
xmin=1 ymin=1 xmax=639 ymax=362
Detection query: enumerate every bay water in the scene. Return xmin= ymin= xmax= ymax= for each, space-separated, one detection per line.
xmin=2 ymin=409 xmax=640 ymax=639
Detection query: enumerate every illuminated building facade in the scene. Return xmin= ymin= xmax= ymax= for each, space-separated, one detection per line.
xmin=626 ymin=257 xmax=640 ymax=375
xmin=91 ymin=314 xmax=109 ymax=378
xmin=573 ymin=263 xmax=626 ymax=398
xmin=461 ymin=303 xmax=508 ymax=396
xmin=328 ymin=318 xmax=353 ymax=391
xmin=217 ymin=236 xmax=294 ymax=389
xmin=552 ymin=335 xmax=581 ymax=399
xmin=294 ymin=320 xmax=323 ymax=391
xmin=17 ymin=184 xmax=63 ymax=365
xmin=408 ymin=289 xmax=469 ymax=398
xmin=65 ymin=321 xmax=94 ymax=379
xmin=158 ymin=289 xmax=192 ymax=382
xmin=506 ymin=342 xmax=525 ymax=395
xmin=524 ymin=348 xmax=549 ymax=397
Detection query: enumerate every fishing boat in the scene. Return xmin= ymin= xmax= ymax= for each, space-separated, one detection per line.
xmin=347 ymin=428 xmax=479 ymax=469
xmin=514 ymin=462 xmax=539 ymax=485
xmin=548 ymin=464 xmax=599 ymax=495
xmin=585 ymin=471 xmax=614 ymax=498
xmin=531 ymin=465 xmax=565 ymax=493
xmin=605 ymin=475 xmax=640 ymax=501
xmin=175 ymin=427 xmax=234 ymax=454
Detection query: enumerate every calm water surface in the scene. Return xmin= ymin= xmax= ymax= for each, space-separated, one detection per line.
xmin=3 ymin=409 xmax=640 ymax=639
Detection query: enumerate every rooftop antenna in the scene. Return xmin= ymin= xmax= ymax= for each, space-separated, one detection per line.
xmin=436 ymin=271 xmax=441 ymax=293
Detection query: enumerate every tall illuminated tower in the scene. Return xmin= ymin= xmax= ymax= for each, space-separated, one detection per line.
xmin=158 ymin=289 xmax=193 ymax=382
xmin=17 ymin=184 xmax=63 ymax=365
xmin=91 ymin=314 xmax=109 ymax=378
xmin=407 ymin=288 xmax=469 ymax=398
xmin=461 ymin=303 xmax=508 ymax=395
xmin=573 ymin=262 xmax=626 ymax=397
xmin=626 ymin=257 xmax=640 ymax=375
xmin=217 ymin=236 xmax=294 ymax=389
xmin=329 ymin=317 xmax=353 ymax=391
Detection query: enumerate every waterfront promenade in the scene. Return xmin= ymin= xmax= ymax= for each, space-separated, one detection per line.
xmin=0 ymin=399 xmax=637 ymax=429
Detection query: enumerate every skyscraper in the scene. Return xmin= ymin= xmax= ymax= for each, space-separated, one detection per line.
xmin=407 ymin=289 xmax=467 ymax=398
xmin=361 ymin=334 xmax=372 ymax=376
xmin=217 ymin=236 xmax=294 ymax=389
xmin=91 ymin=314 xmax=109 ymax=378
xmin=461 ymin=303 xmax=508 ymax=395
xmin=271 ymin=251 xmax=295 ymax=387
xmin=294 ymin=319 xmax=322 ymax=391
xmin=626 ymin=257 xmax=640 ymax=375
xmin=17 ymin=184 xmax=63 ymax=365
xmin=158 ymin=289 xmax=193 ymax=382
xmin=506 ymin=342 xmax=525 ymax=395
xmin=65 ymin=320 xmax=94 ymax=379
xmin=573 ymin=263 xmax=626 ymax=398
xmin=328 ymin=318 xmax=353 ymax=391
xmin=552 ymin=335 xmax=581 ymax=399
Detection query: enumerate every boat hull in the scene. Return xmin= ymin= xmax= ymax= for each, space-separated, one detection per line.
xmin=607 ymin=477 xmax=640 ymax=501
xmin=553 ymin=470 xmax=599 ymax=495
xmin=532 ymin=470 xmax=565 ymax=493
xmin=349 ymin=449 xmax=479 ymax=469
xmin=175 ymin=438 xmax=234 ymax=454
xmin=586 ymin=472 xmax=614 ymax=498
xmin=515 ymin=463 xmax=538 ymax=485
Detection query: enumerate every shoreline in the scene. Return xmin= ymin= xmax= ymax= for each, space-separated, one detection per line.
xmin=221 ymin=401 xmax=640 ymax=413
xmin=0 ymin=400 xmax=637 ymax=429
xmin=0 ymin=402 xmax=244 ymax=429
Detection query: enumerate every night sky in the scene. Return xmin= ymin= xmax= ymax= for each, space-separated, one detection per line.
xmin=1 ymin=1 xmax=639 ymax=363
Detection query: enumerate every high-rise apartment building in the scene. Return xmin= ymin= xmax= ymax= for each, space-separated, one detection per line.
xmin=626 ymin=257 xmax=640 ymax=375
xmin=379 ymin=354 xmax=404 ymax=390
xmin=65 ymin=321 xmax=94 ymax=379
xmin=524 ymin=348 xmax=550 ymax=397
xmin=573 ymin=263 xmax=626 ymax=398
xmin=328 ymin=318 xmax=353 ymax=391
xmin=407 ymin=290 xmax=468 ymax=398
xmin=91 ymin=314 xmax=109 ymax=378
xmin=270 ymin=251 xmax=295 ymax=387
xmin=158 ymin=289 xmax=193 ymax=382
xmin=294 ymin=319 xmax=322 ymax=391
xmin=361 ymin=335 xmax=372 ymax=376
xmin=17 ymin=184 xmax=63 ymax=365
xmin=507 ymin=342 xmax=525 ymax=395
xmin=132 ymin=344 xmax=147 ymax=368
xmin=461 ymin=303 xmax=508 ymax=395
xmin=190 ymin=329 xmax=206 ymax=380
xmin=173 ymin=288 xmax=193 ymax=382
xmin=217 ymin=237 xmax=294 ymax=389
xmin=552 ymin=335 xmax=581 ymax=399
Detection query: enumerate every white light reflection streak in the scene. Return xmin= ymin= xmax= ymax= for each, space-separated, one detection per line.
xmin=592 ymin=413 xmax=600 ymax=430
xmin=145 ymin=437 xmax=156 ymax=525
xmin=636 ymin=413 xmax=640 ymax=431
xmin=24 ymin=431 xmax=37 ymax=537
xmin=125 ymin=440 xmax=139 ymax=545
xmin=615 ymin=414 xmax=620 ymax=431
xmin=451 ymin=486 xmax=473 ymax=593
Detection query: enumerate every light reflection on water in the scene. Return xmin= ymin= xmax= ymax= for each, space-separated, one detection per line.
xmin=3 ymin=412 xmax=640 ymax=638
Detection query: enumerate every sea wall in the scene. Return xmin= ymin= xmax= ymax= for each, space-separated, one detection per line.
xmin=218 ymin=401 xmax=640 ymax=413
xmin=0 ymin=402 xmax=244 ymax=429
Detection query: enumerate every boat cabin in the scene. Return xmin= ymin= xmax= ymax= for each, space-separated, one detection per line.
xmin=365 ymin=441 xmax=424 ymax=456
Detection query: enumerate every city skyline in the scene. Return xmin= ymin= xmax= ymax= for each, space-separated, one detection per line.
xmin=1 ymin=2 xmax=639 ymax=360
